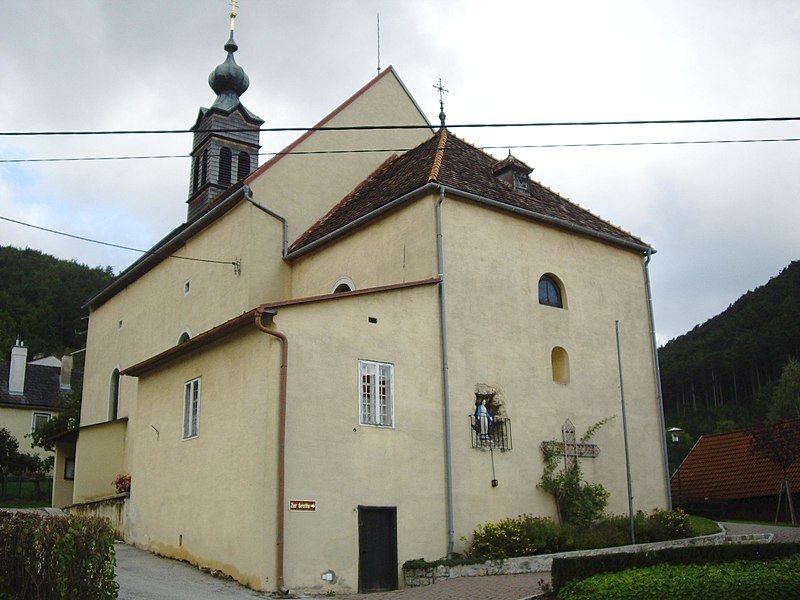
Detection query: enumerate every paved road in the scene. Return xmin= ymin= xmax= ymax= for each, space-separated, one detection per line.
xmin=115 ymin=542 xmax=547 ymax=599
xmin=721 ymin=521 xmax=800 ymax=543
xmin=115 ymin=543 xmax=269 ymax=599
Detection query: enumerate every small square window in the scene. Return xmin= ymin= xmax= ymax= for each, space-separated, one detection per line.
xmin=184 ymin=280 xmax=191 ymax=296
xmin=183 ymin=378 xmax=201 ymax=439
xmin=359 ymin=360 xmax=394 ymax=427
xmin=31 ymin=412 xmax=51 ymax=433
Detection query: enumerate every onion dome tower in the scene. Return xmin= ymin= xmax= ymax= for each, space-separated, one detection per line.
xmin=187 ymin=3 xmax=264 ymax=221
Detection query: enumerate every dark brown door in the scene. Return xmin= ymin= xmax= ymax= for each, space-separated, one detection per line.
xmin=358 ymin=506 xmax=398 ymax=593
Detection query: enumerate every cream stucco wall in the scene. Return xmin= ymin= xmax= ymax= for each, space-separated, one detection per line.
xmin=127 ymin=330 xmax=278 ymax=591
xmin=275 ymin=283 xmax=445 ymax=593
xmin=439 ymin=197 xmax=668 ymax=545
xmin=247 ymin=69 xmax=432 ymax=246
xmin=52 ymin=442 xmax=75 ymax=508
xmin=73 ymin=420 xmax=127 ymax=502
xmin=0 ymin=405 xmax=55 ymax=458
xmin=289 ymin=195 xmax=438 ymax=297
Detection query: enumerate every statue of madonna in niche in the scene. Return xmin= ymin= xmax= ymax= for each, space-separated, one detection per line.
xmin=474 ymin=394 xmax=494 ymax=441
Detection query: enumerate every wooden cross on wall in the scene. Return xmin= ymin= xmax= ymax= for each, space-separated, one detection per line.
xmin=540 ymin=419 xmax=600 ymax=469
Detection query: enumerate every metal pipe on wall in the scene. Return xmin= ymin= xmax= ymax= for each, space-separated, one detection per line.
xmin=615 ymin=320 xmax=636 ymax=544
xmin=254 ymin=308 xmax=289 ymax=593
xmin=435 ymin=187 xmax=456 ymax=557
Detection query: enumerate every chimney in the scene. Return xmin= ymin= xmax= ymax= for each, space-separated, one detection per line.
xmin=9 ymin=338 xmax=28 ymax=395
xmin=60 ymin=355 xmax=73 ymax=390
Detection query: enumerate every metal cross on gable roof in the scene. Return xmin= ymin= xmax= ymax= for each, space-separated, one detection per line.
xmin=540 ymin=419 xmax=600 ymax=470
xmin=433 ymin=78 xmax=449 ymax=129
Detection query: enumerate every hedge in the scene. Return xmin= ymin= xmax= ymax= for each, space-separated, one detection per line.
xmin=551 ymin=542 xmax=800 ymax=593
xmin=0 ymin=511 xmax=118 ymax=599
xmin=558 ymin=555 xmax=800 ymax=600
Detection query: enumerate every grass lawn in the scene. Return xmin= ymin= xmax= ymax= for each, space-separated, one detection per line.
xmin=688 ymin=515 xmax=722 ymax=536
xmin=724 ymin=518 xmax=800 ymax=528
xmin=0 ymin=480 xmax=51 ymax=509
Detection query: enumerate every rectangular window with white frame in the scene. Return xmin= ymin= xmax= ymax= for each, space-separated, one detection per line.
xmin=359 ymin=360 xmax=394 ymax=427
xmin=31 ymin=412 xmax=51 ymax=434
xmin=183 ymin=378 xmax=201 ymax=439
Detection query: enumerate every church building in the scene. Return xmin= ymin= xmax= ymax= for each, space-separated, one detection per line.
xmin=54 ymin=13 xmax=670 ymax=595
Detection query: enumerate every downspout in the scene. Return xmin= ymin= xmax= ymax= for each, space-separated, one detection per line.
xmin=643 ymin=249 xmax=672 ymax=509
xmin=435 ymin=186 xmax=456 ymax=556
xmin=254 ymin=307 xmax=289 ymax=593
xmin=244 ymin=186 xmax=289 ymax=260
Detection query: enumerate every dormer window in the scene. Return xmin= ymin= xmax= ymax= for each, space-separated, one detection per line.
xmin=492 ymin=153 xmax=534 ymax=194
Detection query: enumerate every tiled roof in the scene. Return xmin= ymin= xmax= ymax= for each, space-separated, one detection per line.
xmin=671 ymin=420 xmax=800 ymax=502
xmin=0 ymin=361 xmax=72 ymax=410
xmin=289 ymin=129 xmax=647 ymax=255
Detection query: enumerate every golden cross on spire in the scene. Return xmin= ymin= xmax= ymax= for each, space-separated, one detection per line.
xmin=229 ymin=0 xmax=239 ymax=31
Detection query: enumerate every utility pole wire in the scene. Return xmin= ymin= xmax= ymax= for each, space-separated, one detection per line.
xmin=3 ymin=115 xmax=800 ymax=136
xmin=0 ymin=215 xmax=236 ymax=266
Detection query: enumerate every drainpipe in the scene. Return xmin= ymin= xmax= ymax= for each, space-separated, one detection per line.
xmin=244 ymin=186 xmax=289 ymax=260
xmin=254 ymin=307 xmax=289 ymax=593
xmin=435 ymin=187 xmax=456 ymax=557
xmin=643 ymin=250 xmax=672 ymax=509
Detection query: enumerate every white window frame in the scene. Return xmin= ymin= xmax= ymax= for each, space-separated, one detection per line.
xmin=31 ymin=412 xmax=51 ymax=434
xmin=358 ymin=360 xmax=394 ymax=428
xmin=183 ymin=378 xmax=201 ymax=440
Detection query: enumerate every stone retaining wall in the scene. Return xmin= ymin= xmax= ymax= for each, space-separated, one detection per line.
xmin=403 ymin=532 xmax=774 ymax=587
xmin=66 ymin=493 xmax=129 ymax=540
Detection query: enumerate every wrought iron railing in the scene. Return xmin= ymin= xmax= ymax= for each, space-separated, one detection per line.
xmin=469 ymin=415 xmax=512 ymax=451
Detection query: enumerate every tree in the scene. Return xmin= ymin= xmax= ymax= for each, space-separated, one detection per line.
xmin=766 ymin=358 xmax=800 ymax=423
xmin=0 ymin=427 xmax=22 ymax=497
xmin=749 ymin=421 xmax=800 ymax=524
xmin=30 ymin=392 xmax=80 ymax=452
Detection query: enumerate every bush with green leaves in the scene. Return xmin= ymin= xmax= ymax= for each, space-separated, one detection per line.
xmin=558 ymin=555 xmax=800 ymax=600
xmin=538 ymin=419 xmax=612 ymax=528
xmin=551 ymin=542 xmax=800 ymax=592
xmin=465 ymin=509 xmax=696 ymax=560
xmin=0 ymin=512 xmax=118 ymax=599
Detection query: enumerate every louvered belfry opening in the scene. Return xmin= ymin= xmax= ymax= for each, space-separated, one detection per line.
xmin=185 ymin=30 xmax=263 ymax=222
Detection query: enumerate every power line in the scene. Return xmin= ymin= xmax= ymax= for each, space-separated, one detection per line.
xmin=0 ymin=215 xmax=236 ymax=267
xmin=3 ymin=115 xmax=800 ymax=136
xmin=3 ymin=136 xmax=800 ymax=163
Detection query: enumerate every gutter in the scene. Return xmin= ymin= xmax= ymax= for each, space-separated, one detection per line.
xmin=285 ymin=183 xmax=439 ymax=260
xmin=435 ymin=187 xmax=456 ymax=557
xmin=643 ymin=249 xmax=672 ymax=509
xmin=254 ymin=307 xmax=289 ymax=594
xmin=243 ymin=186 xmax=289 ymax=259
xmin=85 ymin=185 xmax=248 ymax=310
xmin=438 ymin=185 xmax=652 ymax=255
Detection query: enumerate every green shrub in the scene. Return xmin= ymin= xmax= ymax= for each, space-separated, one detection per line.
xmin=551 ymin=542 xmax=800 ymax=593
xmin=558 ymin=555 xmax=800 ymax=599
xmin=0 ymin=512 xmax=118 ymax=599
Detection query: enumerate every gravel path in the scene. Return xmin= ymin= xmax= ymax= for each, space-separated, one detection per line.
xmin=721 ymin=521 xmax=800 ymax=543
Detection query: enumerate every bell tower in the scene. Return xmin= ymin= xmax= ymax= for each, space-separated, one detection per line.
xmin=187 ymin=2 xmax=264 ymax=221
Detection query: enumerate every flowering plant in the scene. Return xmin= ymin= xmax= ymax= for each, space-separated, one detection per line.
xmin=113 ymin=473 xmax=131 ymax=494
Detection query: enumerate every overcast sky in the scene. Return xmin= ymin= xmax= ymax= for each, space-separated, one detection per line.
xmin=1 ymin=0 xmax=799 ymax=344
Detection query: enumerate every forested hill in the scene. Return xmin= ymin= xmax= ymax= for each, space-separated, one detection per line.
xmin=0 ymin=246 xmax=113 ymax=359
xmin=659 ymin=260 xmax=800 ymax=433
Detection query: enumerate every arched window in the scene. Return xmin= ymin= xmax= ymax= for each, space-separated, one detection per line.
xmin=538 ymin=274 xmax=564 ymax=308
xmin=201 ymin=149 xmax=208 ymax=184
xmin=237 ymin=151 xmax=250 ymax=181
xmin=177 ymin=331 xmax=191 ymax=345
xmin=551 ymin=347 xmax=570 ymax=384
xmin=332 ymin=277 xmax=355 ymax=294
xmin=109 ymin=368 xmax=121 ymax=420
xmin=219 ymin=147 xmax=232 ymax=186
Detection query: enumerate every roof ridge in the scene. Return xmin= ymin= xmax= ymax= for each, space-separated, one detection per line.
xmin=427 ymin=129 xmax=448 ymax=182
xmin=245 ymin=66 xmax=399 ymax=184
xmin=289 ymin=153 xmax=400 ymax=251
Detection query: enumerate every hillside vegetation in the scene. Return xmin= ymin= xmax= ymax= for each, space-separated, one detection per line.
xmin=0 ymin=246 xmax=113 ymax=359
xmin=659 ymin=260 xmax=800 ymax=463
